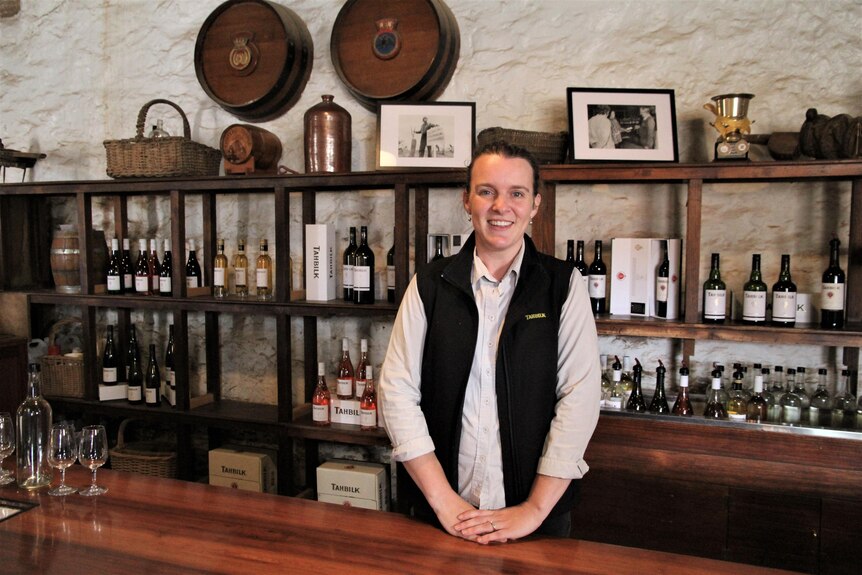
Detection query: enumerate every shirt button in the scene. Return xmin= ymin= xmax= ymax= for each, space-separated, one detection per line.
xmin=489 ymin=314 xmax=495 ymax=321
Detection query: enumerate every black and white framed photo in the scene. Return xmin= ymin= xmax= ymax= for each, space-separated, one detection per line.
xmin=376 ymin=102 xmax=476 ymax=169
xmin=567 ymin=88 xmax=678 ymax=162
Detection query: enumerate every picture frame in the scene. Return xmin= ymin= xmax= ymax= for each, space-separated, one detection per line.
xmin=376 ymin=102 xmax=476 ymax=169
xmin=567 ymin=88 xmax=678 ymax=162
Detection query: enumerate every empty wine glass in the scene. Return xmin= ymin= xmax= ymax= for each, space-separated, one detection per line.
xmin=78 ymin=425 xmax=108 ymax=496
xmin=0 ymin=412 xmax=14 ymax=486
xmin=48 ymin=422 xmax=78 ymax=496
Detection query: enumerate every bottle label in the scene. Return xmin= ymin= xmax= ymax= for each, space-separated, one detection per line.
xmin=355 ymin=378 xmax=367 ymax=398
xmin=606 ymin=396 xmax=623 ymax=409
xmin=127 ymin=386 xmax=142 ymax=401
xmin=135 ymin=276 xmax=149 ymax=292
xmin=343 ymin=264 xmax=354 ymax=288
xmin=742 ymin=291 xmax=767 ymax=321
xmin=387 ymin=265 xmax=395 ymax=289
xmin=214 ymin=267 xmax=226 ymax=287
xmin=108 ymin=276 xmax=121 ymax=291
xmin=124 ymin=273 xmax=133 ymax=289
xmin=360 ymin=407 xmax=376 ymax=427
xmin=588 ymin=275 xmax=606 ymax=299
xmin=781 ymin=405 xmax=801 ymax=424
xmin=354 ymin=266 xmax=371 ymax=291
xmin=312 ymin=403 xmax=329 ymax=423
xmin=160 ymin=276 xmax=172 ymax=294
xmin=820 ymin=282 xmax=845 ymax=311
xmin=772 ymin=291 xmax=797 ymax=322
xmin=151 ymin=275 xmax=159 ymax=291
xmin=145 ymin=387 xmax=158 ymax=404
xmin=235 ymin=268 xmax=247 ymax=287
xmin=186 ymin=277 xmax=198 ymax=288
xmin=728 ymin=413 xmax=746 ymax=422
xmin=256 ymin=268 xmax=269 ymax=288
xmin=703 ymin=289 xmax=726 ymax=320
xmin=103 ymin=367 xmax=117 ymax=383
xmin=656 ymin=277 xmax=669 ymax=303
xmin=337 ymin=377 xmax=353 ymax=397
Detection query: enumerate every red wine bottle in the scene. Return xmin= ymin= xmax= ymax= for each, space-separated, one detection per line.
xmin=134 ymin=238 xmax=150 ymax=295
xmin=655 ymin=240 xmax=670 ymax=318
xmin=343 ymin=227 xmax=357 ymax=301
xmin=186 ymin=239 xmax=202 ymax=288
xmin=145 ymin=344 xmax=161 ymax=408
xmin=588 ymin=240 xmax=607 ymax=314
xmin=353 ymin=226 xmax=375 ymax=304
xmin=821 ymin=238 xmax=845 ymax=329
xmin=102 ymin=325 xmax=118 ymax=385
xmin=106 ymin=238 xmax=124 ymax=295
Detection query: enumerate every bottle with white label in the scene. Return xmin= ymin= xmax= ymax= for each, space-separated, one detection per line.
xmin=702 ymin=253 xmax=726 ymax=324
xmin=742 ymin=254 xmax=767 ymax=324
xmin=126 ymin=336 xmax=143 ymax=405
xmin=587 ymin=240 xmax=607 ymax=314
xmin=359 ymin=365 xmax=377 ymax=430
xmin=213 ymin=238 xmax=228 ymax=298
xmin=134 ymin=238 xmax=150 ymax=295
xmin=121 ymin=238 xmax=134 ymax=294
xmin=771 ymin=254 xmax=797 ymax=327
xmin=355 ymin=338 xmax=369 ymax=398
xmin=655 ymin=240 xmax=670 ymax=318
xmin=145 ymin=344 xmax=161 ymax=408
xmin=337 ymin=338 xmax=354 ymax=400
xmin=726 ymin=371 xmax=749 ymax=421
xmin=102 ymin=325 xmax=118 ymax=385
xmin=159 ymin=239 xmax=173 ymax=297
xmin=106 ymin=238 xmax=124 ymax=295
xmin=256 ymin=238 xmax=272 ymax=301
xmin=233 ymin=239 xmax=248 ymax=298
xmin=186 ymin=239 xmax=202 ymax=288
xmin=312 ymin=362 xmax=331 ymax=426
xmin=148 ymin=239 xmax=161 ymax=293
xmin=821 ymin=238 xmax=845 ymax=329
xmin=353 ymin=226 xmax=375 ymax=304
xmin=606 ymin=356 xmax=624 ymax=409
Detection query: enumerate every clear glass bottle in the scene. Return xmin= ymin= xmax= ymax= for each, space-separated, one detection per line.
xmin=186 ymin=239 xmax=202 ymax=288
xmin=793 ymin=366 xmax=811 ymax=409
xmin=312 ymin=362 xmax=331 ymax=426
xmin=742 ymin=254 xmax=767 ymax=324
xmin=213 ymin=238 xmax=228 ymax=298
xmin=648 ymin=360 xmax=670 ymax=414
xmin=606 ymin=356 xmax=624 ymax=410
xmin=599 ymin=354 xmax=612 ymax=407
xmin=768 ymin=365 xmax=785 ymax=423
xmin=233 ymin=239 xmax=249 ymax=298
xmin=135 ymin=238 xmax=150 ymax=295
xmin=159 ymin=238 xmax=173 ymax=297
xmin=147 ymin=119 xmax=170 ymax=138
xmin=779 ymin=368 xmax=803 ymax=426
xmin=620 ymin=355 xmax=634 ymax=405
xmin=704 ymin=370 xmax=729 ymax=420
xmin=702 ymin=253 xmax=726 ymax=324
xmin=625 ymin=359 xmax=647 ymax=413
xmin=759 ymin=367 xmax=776 ymax=421
xmin=587 ymin=240 xmax=607 ymax=314
xmin=727 ymin=371 xmax=749 ymax=422
xmin=359 ymin=365 xmax=377 ymax=431
xmin=337 ymin=338 xmax=355 ymax=400
xmin=832 ymin=368 xmax=855 ymax=428
xmin=355 ymin=338 xmax=369 ymax=399
xmin=16 ymin=364 xmax=53 ymax=490
xmin=746 ymin=371 xmax=769 ymax=423
xmin=671 ymin=364 xmax=694 ymax=416
xmin=820 ymin=238 xmax=845 ymax=329
xmin=771 ymin=254 xmax=797 ymax=327
xmin=256 ymin=238 xmax=272 ymax=301
xmin=808 ymin=368 xmax=832 ymax=427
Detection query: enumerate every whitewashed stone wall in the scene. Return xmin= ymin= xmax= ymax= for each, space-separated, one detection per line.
xmin=2 ymin=0 xmax=861 ymax=400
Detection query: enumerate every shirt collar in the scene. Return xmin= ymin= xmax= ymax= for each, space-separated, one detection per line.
xmin=471 ymin=239 xmax=526 ymax=287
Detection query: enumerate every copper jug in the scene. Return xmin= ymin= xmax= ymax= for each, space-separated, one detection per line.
xmin=304 ymin=95 xmax=351 ymax=173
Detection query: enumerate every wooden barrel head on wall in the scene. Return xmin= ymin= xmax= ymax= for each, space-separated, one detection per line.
xmin=330 ymin=0 xmax=460 ymax=112
xmin=195 ymin=0 xmax=313 ymax=122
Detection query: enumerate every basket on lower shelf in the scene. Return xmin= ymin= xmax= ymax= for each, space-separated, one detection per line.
xmin=40 ymin=317 xmax=85 ymax=398
xmin=476 ymin=127 xmax=568 ymax=164
xmin=110 ymin=419 xmax=177 ymax=478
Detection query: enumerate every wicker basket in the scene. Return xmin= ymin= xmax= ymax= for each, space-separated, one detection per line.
xmin=104 ymin=99 xmax=221 ymax=178
xmin=110 ymin=419 xmax=177 ymax=478
xmin=40 ymin=318 xmax=85 ymax=398
xmin=476 ymin=127 xmax=568 ymax=164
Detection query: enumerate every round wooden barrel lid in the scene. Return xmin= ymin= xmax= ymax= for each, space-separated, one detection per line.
xmin=330 ymin=0 xmax=460 ymax=112
xmin=195 ymin=0 xmax=313 ymax=122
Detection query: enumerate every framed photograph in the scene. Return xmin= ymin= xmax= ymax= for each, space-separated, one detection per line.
xmin=377 ymin=102 xmax=476 ymax=169
xmin=567 ymin=88 xmax=678 ymax=162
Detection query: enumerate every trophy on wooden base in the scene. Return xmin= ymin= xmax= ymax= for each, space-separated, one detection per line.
xmin=704 ymin=93 xmax=755 ymax=161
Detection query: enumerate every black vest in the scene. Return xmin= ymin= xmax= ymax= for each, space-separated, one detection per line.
xmin=412 ymin=233 xmax=577 ymax=520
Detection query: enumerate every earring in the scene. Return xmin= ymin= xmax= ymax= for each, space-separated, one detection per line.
xmin=467 ymin=213 xmax=472 ymax=222
xmin=529 ymin=219 xmax=534 ymax=225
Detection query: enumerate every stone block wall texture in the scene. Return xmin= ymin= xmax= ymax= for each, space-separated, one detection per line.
xmin=2 ymin=0 xmax=861 ymax=398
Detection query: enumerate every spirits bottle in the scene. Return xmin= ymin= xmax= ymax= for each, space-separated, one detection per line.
xmin=821 ymin=238 xmax=845 ymax=329
xmin=573 ymin=240 xmax=589 ymax=285
xmin=648 ymin=360 xmax=670 ymax=414
xmin=727 ymin=371 xmax=749 ymax=422
xmin=808 ymin=368 xmax=832 ymax=427
xmin=759 ymin=367 xmax=776 ymax=420
xmin=355 ymin=338 xmax=369 ymax=399
xmin=671 ymin=364 xmax=694 ymax=416
xmin=337 ymin=338 xmax=355 ymax=400
xmin=793 ymin=366 xmax=811 ymax=409
xmin=343 ymin=226 xmax=357 ymax=301
xmin=102 ymin=324 xmax=118 ymax=385
xmin=655 ymin=240 xmax=670 ymax=318
xmin=107 ymin=238 xmax=124 ymax=295
xmin=256 ymin=238 xmax=272 ymax=301
xmin=431 ymin=235 xmax=445 ymax=261
xmin=587 ymin=240 xmax=607 ymax=314
xmin=779 ymin=368 xmax=803 ymax=425
xmin=771 ymin=254 xmax=797 ymax=327
xmin=213 ymin=238 xmax=228 ymax=298
xmin=135 ymin=238 xmax=150 ymax=295
xmin=353 ymin=226 xmax=375 ymax=304
xmin=832 ymin=368 xmax=855 ymax=428
xmin=148 ymin=239 xmax=161 ymax=293
xmin=233 ymin=239 xmax=248 ymax=298
xmin=620 ymin=355 xmax=634 ymax=405
xmin=145 ymin=343 xmax=161 ymax=408
xmin=625 ymin=359 xmax=647 ymax=412
xmin=606 ymin=356 xmax=624 ymax=410
xmin=15 ymin=363 xmax=52 ymax=490
xmin=768 ymin=365 xmax=785 ymax=422
xmin=599 ymin=354 xmax=611 ymax=407
xmin=165 ymin=324 xmax=176 ymax=408
xmin=704 ymin=370 xmax=728 ymax=420
xmin=126 ymin=332 xmax=143 ymax=405
xmin=159 ymin=238 xmax=173 ymax=297
xmin=359 ymin=365 xmax=377 ymax=430
xmin=746 ymin=371 xmax=769 ymax=423
xmin=186 ymin=239 xmax=202 ymax=288
xmin=702 ymin=253 xmax=726 ymax=324
xmin=312 ymin=362 xmax=331 ymax=426
xmin=742 ymin=254 xmax=767 ymax=324
xmin=121 ymin=238 xmax=134 ymax=294
xmin=387 ymin=233 xmax=395 ymax=303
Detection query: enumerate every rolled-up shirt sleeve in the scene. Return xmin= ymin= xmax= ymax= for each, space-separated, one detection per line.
xmin=378 ymin=276 xmax=436 ymax=462
xmin=537 ymin=270 xmax=602 ymax=479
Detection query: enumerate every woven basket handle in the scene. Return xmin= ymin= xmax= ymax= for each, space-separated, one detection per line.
xmin=116 ymin=418 xmax=136 ymax=449
xmin=135 ymin=99 xmax=192 ymax=140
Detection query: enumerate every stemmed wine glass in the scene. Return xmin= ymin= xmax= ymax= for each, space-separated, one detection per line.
xmin=0 ymin=412 xmax=14 ymax=486
xmin=48 ymin=422 xmax=78 ymax=496
xmin=78 ymin=425 xmax=108 ymax=496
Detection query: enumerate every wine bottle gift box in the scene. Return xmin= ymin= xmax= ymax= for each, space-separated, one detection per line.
xmin=316 ymin=460 xmax=389 ymax=511
xmin=610 ymin=238 xmax=682 ymax=319
xmin=329 ymin=398 xmax=361 ymax=425
xmin=208 ymin=446 xmax=277 ymax=494
xmin=305 ymin=224 xmax=337 ymax=301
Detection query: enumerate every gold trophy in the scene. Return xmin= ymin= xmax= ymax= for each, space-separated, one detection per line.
xmin=704 ymin=93 xmax=755 ymax=160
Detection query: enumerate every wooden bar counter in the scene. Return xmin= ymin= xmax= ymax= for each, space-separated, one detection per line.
xmin=0 ymin=466 xmax=796 ymax=575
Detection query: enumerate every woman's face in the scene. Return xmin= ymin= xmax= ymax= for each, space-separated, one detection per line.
xmin=464 ymin=154 xmax=540 ymax=262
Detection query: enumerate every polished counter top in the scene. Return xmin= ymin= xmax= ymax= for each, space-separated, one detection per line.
xmin=0 ymin=466 xmax=797 ymax=575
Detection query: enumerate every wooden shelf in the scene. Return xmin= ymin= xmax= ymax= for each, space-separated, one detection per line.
xmin=287 ymin=411 xmax=391 ymax=446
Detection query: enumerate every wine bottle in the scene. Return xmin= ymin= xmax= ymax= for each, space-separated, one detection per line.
xmin=355 ymin=338 xmax=369 ymax=398
xmin=727 ymin=371 xmax=749 ymax=421
xmin=809 ymin=367 xmax=832 ymax=427
xmin=702 ymin=253 xmax=726 ymax=324
xmin=125 ymin=323 xmax=139 ymax=383
xmin=648 ymin=360 xmax=670 ymax=414
xmin=625 ymin=358 xmax=647 ymax=412
xmin=655 ymin=240 xmax=670 ymax=319
xmin=431 ymin=235 xmax=445 ymax=261
xmin=746 ymin=371 xmax=769 ymax=423
xmin=742 ymin=254 xmax=767 ymax=324
xmin=15 ymin=363 xmax=52 ymax=490
xmin=312 ymin=362 xmax=331 ymax=426
xmin=353 ymin=226 xmax=375 ymax=304
xmin=573 ymin=240 xmax=589 ymax=285
xmin=343 ymin=227 xmax=357 ymax=301
xmin=565 ymin=239 xmax=575 ymax=262
xmin=337 ymin=338 xmax=355 ymax=400
xmin=213 ymin=238 xmax=228 ymax=298
xmin=165 ymin=324 xmax=175 ymax=407
xmin=126 ymin=331 xmax=143 ymax=405
xmin=671 ymin=364 xmax=694 ymax=416
xmin=771 ymin=254 xmax=797 ymax=327
xmin=121 ymin=238 xmax=134 ymax=294
xmin=102 ymin=325 xmax=118 ymax=385
xmin=148 ymin=239 xmax=161 ymax=293
xmin=387 ymin=233 xmax=395 ymax=304
xmin=135 ymin=238 xmax=150 ymax=295
xmin=704 ymin=369 xmax=728 ymax=419
xmin=779 ymin=368 xmax=803 ymax=425
xmin=588 ymin=240 xmax=607 ymax=314
xmin=832 ymin=368 xmax=855 ymax=428
xmin=186 ymin=239 xmax=202 ymax=288
xmin=145 ymin=343 xmax=161 ymax=408
xmin=106 ymin=238 xmax=124 ymax=295
xmin=256 ymin=238 xmax=272 ymax=301
xmin=159 ymin=238 xmax=173 ymax=297
xmin=599 ymin=354 xmax=612 ymax=407
xmin=619 ymin=355 xmax=634 ymax=405
xmin=233 ymin=239 xmax=248 ymax=298
xmin=606 ymin=356 xmax=624 ymax=410
xmin=359 ymin=365 xmax=377 ymax=430
xmin=821 ymin=238 xmax=845 ymax=329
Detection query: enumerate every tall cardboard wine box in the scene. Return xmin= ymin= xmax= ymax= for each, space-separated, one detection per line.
xmin=610 ymin=238 xmax=682 ymax=319
xmin=304 ymin=224 xmax=337 ymax=301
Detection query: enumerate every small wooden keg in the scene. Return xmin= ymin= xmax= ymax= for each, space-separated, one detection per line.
xmin=50 ymin=229 xmax=81 ymax=293
xmin=220 ymin=124 xmax=283 ymax=175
